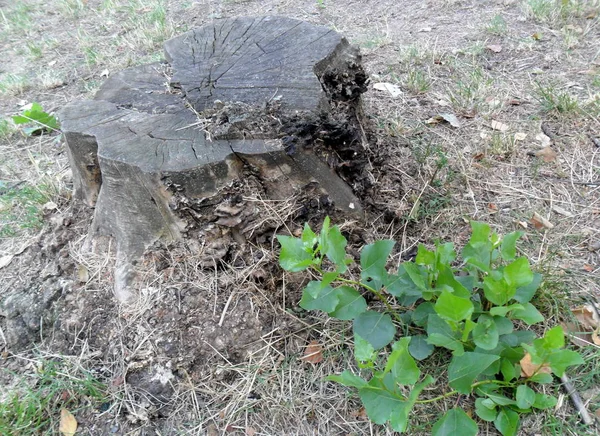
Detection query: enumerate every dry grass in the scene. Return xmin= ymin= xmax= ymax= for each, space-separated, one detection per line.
xmin=1 ymin=0 xmax=600 ymax=434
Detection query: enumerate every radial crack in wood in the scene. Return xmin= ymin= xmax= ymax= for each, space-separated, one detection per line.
xmin=59 ymin=16 xmax=368 ymax=302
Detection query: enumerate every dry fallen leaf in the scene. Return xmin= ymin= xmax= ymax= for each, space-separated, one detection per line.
xmin=77 ymin=265 xmax=89 ymax=283
xmin=533 ymin=146 xmax=557 ymax=162
xmin=486 ymin=44 xmax=502 ymax=53
xmin=439 ymin=113 xmax=461 ymax=128
xmin=564 ymin=305 xmax=600 ymax=347
xmin=535 ymin=132 xmax=552 ymax=147
xmin=59 ymin=409 xmax=77 ymax=436
xmin=514 ymin=132 xmax=527 ymax=141
xmin=490 ymin=120 xmax=509 ymax=132
xmin=488 ymin=203 xmax=498 ymax=213
xmin=520 ymin=352 xmax=551 ymax=378
xmin=531 ymin=32 xmax=542 ymax=40
xmin=551 ymin=205 xmax=573 ymax=217
xmin=583 ymin=264 xmax=594 ymax=273
xmin=373 ymin=82 xmax=402 ymax=98
xmin=301 ymin=340 xmax=324 ymax=364
xmin=0 ymin=255 xmax=14 ymax=270
xmin=530 ymin=212 xmax=554 ymax=230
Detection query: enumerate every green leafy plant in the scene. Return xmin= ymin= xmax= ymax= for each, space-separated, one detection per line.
xmin=12 ymin=102 xmax=60 ymax=136
xmin=278 ymin=218 xmax=583 ymax=435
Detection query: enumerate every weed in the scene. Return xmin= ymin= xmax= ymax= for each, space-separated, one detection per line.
xmin=0 ymin=74 xmax=29 ymax=96
xmin=12 ymin=102 xmax=60 ymax=135
xmin=534 ymin=82 xmax=580 ymax=114
xmin=0 ymin=119 xmax=16 ymax=139
xmin=0 ymin=358 xmax=107 ymax=435
xmin=486 ymin=14 xmax=508 ymax=35
xmin=446 ymin=64 xmax=492 ymax=113
xmin=278 ymin=219 xmax=583 ymax=435
xmin=404 ymin=69 xmax=432 ymax=94
xmin=0 ymin=183 xmax=53 ymax=237
xmin=26 ymin=41 xmax=42 ymax=59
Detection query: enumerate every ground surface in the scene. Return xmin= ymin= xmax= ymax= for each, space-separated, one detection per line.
xmin=1 ymin=0 xmax=599 ymax=435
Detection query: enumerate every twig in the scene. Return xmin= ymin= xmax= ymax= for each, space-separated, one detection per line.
xmin=561 ymin=373 xmax=594 ymax=425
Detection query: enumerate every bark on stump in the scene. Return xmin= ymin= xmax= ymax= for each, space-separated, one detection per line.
xmin=60 ymin=16 xmax=368 ymax=302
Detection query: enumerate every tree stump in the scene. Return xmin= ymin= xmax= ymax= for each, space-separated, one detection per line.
xmin=60 ymin=16 xmax=369 ymax=302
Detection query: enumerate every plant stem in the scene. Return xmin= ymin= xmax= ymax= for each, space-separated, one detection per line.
xmin=414 ymin=379 xmax=512 ymax=404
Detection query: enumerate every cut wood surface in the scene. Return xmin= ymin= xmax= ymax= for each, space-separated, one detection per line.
xmin=60 ymin=16 xmax=368 ymax=302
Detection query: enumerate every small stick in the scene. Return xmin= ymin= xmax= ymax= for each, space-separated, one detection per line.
xmin=561 ymin=373 xmax=594 ymax=425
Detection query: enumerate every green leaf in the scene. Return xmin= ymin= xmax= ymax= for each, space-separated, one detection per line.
xmin=448 ymin=352 xmax=500 ymax=394
xmin=500 ymin=330 xmax=535 ymax=347
xmin=326 ymin=370 xmax=367 ymax=388
xmin=510 ymin=302 xmax=544 ymax=325
xmin=12 ymin=102 xmax=60 ymax=133
xmin=532 ymin=393 xmax=558 ymax=409
xmin=277 ymin=235 xmax=313 ymax=271
xmin=543 ymin=325 xmax=565 ymax=349
xmin=470 ymin=221 xmax=491 ymax=243
xmin=514 ymin=273 xmax=542 ymax=304
xmin=408 ymin=335 xmax=434 ymax=361
xmin=390 ymin=375 xmax=435 ymax=432
xmin=547 ymin=349 xmax=584 ymax=377
xmin=435 ymin=290 xmax=474 ymax=322
xmin=412 ymin=302 xmax=435 ymax=327
xmin=432 ymin=408 xmax=478 ymax=436
xmin=402 ymin=262 xmax=428 ymax=290
xmin=436 ymin=266 xmax=470 ymax=299
xmin=360 ymin=240 xmax=395 ymax=282
xmin=385 ymin=338 xmax=420 ymax=385
xmin=493 ymin=316 xmax=515 ymax=335
xmin=463 ymin=240 xmax=492 ymax=272
xmin=483 ymin=276 xmax=515 ymax=306
xmin=476 ymin=385 xmax=516 ymax=406
xmin=354 ymin=333 xmax=376 ymax=365
xmin=299 ymin=282 xmax=339 ymax=312
xmin=500 ymin=358 xmax=517 ymax=382
xmin=516 ymin=385 xmax=536 ymax=409
xmin=358 ymin=380 xmax=404 ymax=424
xmin=385 ymin=267 xmax=423 ymax=303
xmin=326 ymin=225 xmax=348 ymax=272
xmin=494 ymin=408 xmax=520 ymax=436
xmin=416 ymin=244 xmax=435 ymax=266
xmin=475 ymin=397 xmax=498 ymax=422
xmin=529 ymin=373 xmax=553 ymax=384
xmin=301 ymin=223 xmax=317 ymax=248
xmin=490 ymin=304 xmax=524 ymax=317
xmin=500 ymin=231 xmax=523 ymax=262
xmin=435 ymin=242 xmax=456 ymax=269
xmin=426 ymin=314 xmax=464 ymax=354
xmin=329 ymin=286 xmax=367 ymax=320
xmin=473 ymin=314 xmax=499 ymax=350
xmin=504 ymin=257 xmax=533 ymax=288
xmin=353 ymin=311 xmax=396 ymax=350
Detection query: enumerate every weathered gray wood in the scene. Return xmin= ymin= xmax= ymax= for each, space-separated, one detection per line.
xmin=60 ymin=17 xmax=367 ymax=302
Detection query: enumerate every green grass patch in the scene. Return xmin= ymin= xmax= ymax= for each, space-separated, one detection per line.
xmin=0 ymin=358 xmax=108 ymax=435
xmin=0 ymin=182 xmax=53 ymax=237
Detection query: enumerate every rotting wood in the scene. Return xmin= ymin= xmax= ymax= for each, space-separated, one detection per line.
xmin=60 ymin=16 xmax=369 ymax=302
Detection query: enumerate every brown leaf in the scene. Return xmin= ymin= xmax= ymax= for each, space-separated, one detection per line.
xmin=488 ymin=203 xmax=498 ymax=213
xmin=59 ymin=409 xmax=77 ymax=436
xmin=486 ymin=44 xmax=502 ymax=53
xmin=530 ymin=212 xmax=554 ymax=230
xmin=531 ymin=32 xmax=542 ymax=40
xmin=534 ymin=146 xmax=557 ymax=162
xmin=490 ymin=120 xmax=509 ymax=132
xmin=583 ymin=264 xmax=594 ymax=273
xmin=564 ymin=305 xmax=600 ymax=347
xmin=246 ymin=427 xmax=257 ymax=436
xmin=520 ymin=352 xmax=551 ymax=378
xmin=301 ymin=340 xmax=324 ymax=364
